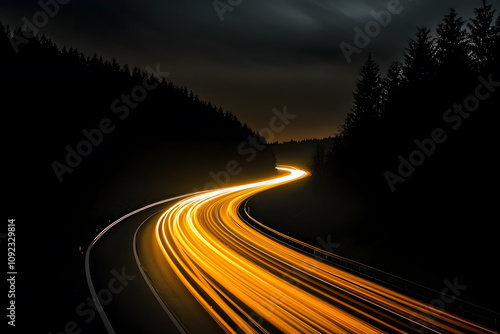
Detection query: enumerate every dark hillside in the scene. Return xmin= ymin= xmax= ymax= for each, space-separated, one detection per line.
xmin=1 ymin=24 xmax=276 ymax=332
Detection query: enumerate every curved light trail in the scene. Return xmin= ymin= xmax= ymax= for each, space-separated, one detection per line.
xmin=147 ymin=166 xmax=497 ymax=333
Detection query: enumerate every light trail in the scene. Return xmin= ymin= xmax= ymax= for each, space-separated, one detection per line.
xmin=148 ymin=166 xmax=498 ymax=333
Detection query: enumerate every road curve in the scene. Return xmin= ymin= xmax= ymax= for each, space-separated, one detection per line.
xmin=142 ymin=166 xmax=498 ymax=334
xmin=85 ymin=192 xmax=223 ymax=334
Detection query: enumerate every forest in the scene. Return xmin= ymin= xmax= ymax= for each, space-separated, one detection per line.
xmin=2 ymin=1 xmax=500 ymax=330
xmin=1 ymin=21 xmax=276 ymax=332
xmin=309 ymin=0 xmax=500 ymax=310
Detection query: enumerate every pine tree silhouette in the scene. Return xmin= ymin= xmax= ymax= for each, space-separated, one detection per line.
xmin=468 ymin=0 xmax=498 ymax=71
xmin=403 ymin=27 xmax=436 ymax=84
xmin=318 ymin=1 xmax=500 ymax=199
xmin=436 ymin=8 xmax=471 ymax=75
xmin=382 ymin=61 xmax=403 ymax=115
xmin=342 ymin=53 xmax=382 ymax=141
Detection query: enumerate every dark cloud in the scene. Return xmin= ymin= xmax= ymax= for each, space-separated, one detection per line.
xmin=0 ymin=0 xmax=490 ymax=140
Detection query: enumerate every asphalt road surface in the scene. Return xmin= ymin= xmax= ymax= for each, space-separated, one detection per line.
xmin=88 ymin=166 xmax=499 ymax=333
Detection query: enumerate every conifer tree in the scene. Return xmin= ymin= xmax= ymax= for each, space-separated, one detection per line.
xmin=382 ymin=61 xmax=403 ymax=113
xmin=436 ymin=8 xmax=470 ymax=74
xmin=342 ymin=53 xmax=382 ymax=139
xmin=403 ymin=27 xmax=436 ymax=84
xmin=468 ymin=0 xmax=498 ymax=69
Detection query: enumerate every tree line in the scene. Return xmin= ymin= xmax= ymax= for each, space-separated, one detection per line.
xmin=312 ymin=0 xmax=500 ymax=197
xmin=308 ymin=3 xmax=499 ymax=307
xmin=1 ymin=20 xmax=279 ymax=333
xmin=1 ymin=20 xmax=276 ymax=196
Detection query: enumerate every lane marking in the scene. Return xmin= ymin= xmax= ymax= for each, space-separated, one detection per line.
xmin=85 ymin=191 xmax=209 ymax=333
xmin=133 ymin=212 xmax=188 ymax=334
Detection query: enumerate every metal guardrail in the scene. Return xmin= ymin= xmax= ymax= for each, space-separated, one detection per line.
xmin=239 ymin=197 xmax=500 ymax=331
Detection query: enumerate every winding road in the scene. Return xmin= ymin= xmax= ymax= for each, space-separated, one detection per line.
xmin=87 ymin=166 xmax=499 ymax=333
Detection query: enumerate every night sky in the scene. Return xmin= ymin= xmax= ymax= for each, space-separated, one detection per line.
xmin=1 ymin=0 xmax=478 ymax=141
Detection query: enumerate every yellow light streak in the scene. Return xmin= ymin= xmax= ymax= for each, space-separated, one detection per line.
xmin=147 ymin=166 xmax=498 ymax=334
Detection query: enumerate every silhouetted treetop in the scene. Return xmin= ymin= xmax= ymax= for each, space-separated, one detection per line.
xmin=311 ymin=0 xmax=500 ymax=200
xmin=403 ymin=27 xmax=437 ymax=84
xmin=468 ymin=0 xmax=499 ymax=70
xmin=382 ymin=61 xmax=403 ymax=111
xmin=436 ymin=8 xmax=471 ymax=75
xmin=342 ymin=53 xmax=382 ymax=140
